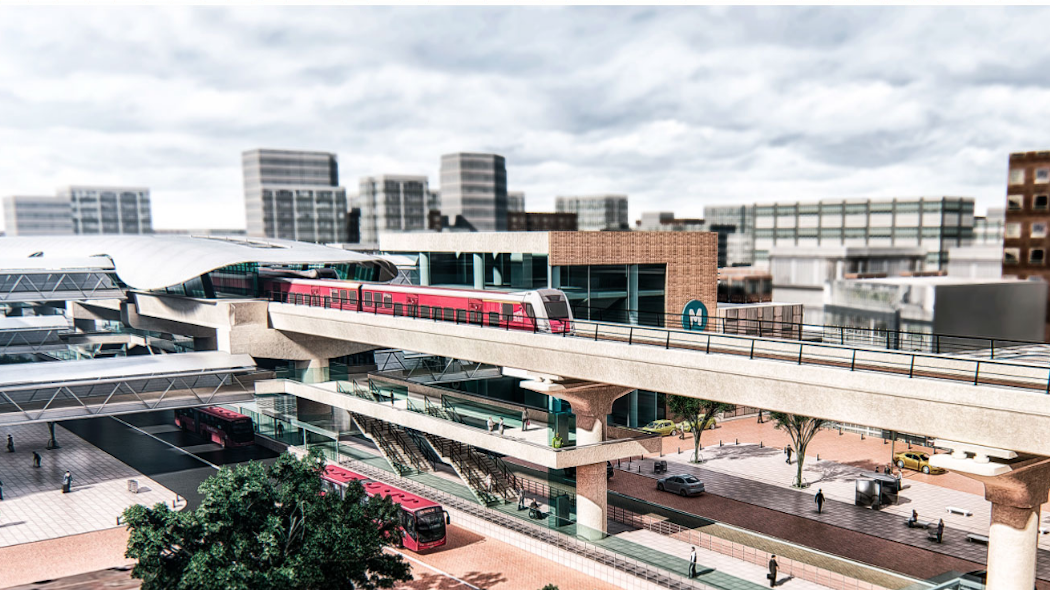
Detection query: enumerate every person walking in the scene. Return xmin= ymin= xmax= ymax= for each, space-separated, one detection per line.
xmin=276 ymin=422 xmax=284 ymax=439
xmin=486 ymin=416 xmax=494 ymax=432
xmin=6 ymin=434 xmax=13 ymax=453
xmin=483 ymin=473 xmax=493 ymax=493
xmin=688 ymin=546 xmax=697 ymax=578
xmin=32 ymin=451 xmax=41 ymax=468
xmin=521 ymin=409 xmax=530 ymax=432
xmin=768 ymin=554 xmax=779 ymax=588
xmin=517 ymin=486 xmax=526 ymax=510
xmin=908 ymin=510 xmax=919 ymax=528
xmin=814 ymin=488 xmax=825 ymax=514
xmin=62 ymin=470 xmax=72 ymax=494
xmin=936 ymin=518 xmax=944 ymax=543
xmin=498 ymin=417 xmax=505 ymax=436
xmin=784 ymin=446 xmax=792 ymax=464
xmin=0 ymin=478 xmax=4 ymax=501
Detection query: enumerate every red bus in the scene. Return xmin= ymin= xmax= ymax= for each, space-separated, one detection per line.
xmin=174 ymin=406 xmax=255 ymax=447
xmin=320 ymin=464 xmax=450 ymax=551
xmin=265 ymin=278 xmax=573 ymax=334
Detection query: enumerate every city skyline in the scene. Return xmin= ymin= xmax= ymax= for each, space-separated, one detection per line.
xmin=0 ymin=6 xmax=1047 ymax=231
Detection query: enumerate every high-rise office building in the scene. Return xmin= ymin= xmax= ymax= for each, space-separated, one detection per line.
xmin=2 ymin=195 xmax=74 ymax=236
xmin=507 ymin=191 xmax=525 ymax=212
xmin=438 ymin=153 xmax=508 ymax=231
xmin=243 ymin=149 xmax=347 ymax=243
xmin=555 ymin=195 xmax=629 ymax=231
xmin=356 ymin=175 xmax=430 ymax=245
xmin=58 ymin=186 xmax=152 ymax=235
xmin=751 ymin=197 xmax=974 ymax=269
xmin=1002 ymin=150 xmax=1050 ymax=339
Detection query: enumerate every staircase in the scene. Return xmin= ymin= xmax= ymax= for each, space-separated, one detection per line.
xmin=421 ymin=433 xmax=517 ymax=506
xmin=349 ymin=412 xmax=434 ymax=476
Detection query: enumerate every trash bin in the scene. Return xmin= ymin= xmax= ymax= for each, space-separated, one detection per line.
xmin=127 ymin=479 xmax=139 ymax=494
xmin=654 ymin=460 xmax=667 ymax=474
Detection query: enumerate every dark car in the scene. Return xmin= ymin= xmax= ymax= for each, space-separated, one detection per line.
xmin=657 ymin=474 xmax=705 ymax=497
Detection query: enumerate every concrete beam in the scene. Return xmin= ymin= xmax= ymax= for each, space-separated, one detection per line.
xmin=268 ymin=304 xmax=1050 ymax=456
xmin=263 ymin=379 xmax=661 ymax=468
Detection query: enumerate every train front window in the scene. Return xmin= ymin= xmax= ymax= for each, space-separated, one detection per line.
xmin=227 ymin=419 xmax=255 ymax=442
xmin=543 ymin=296 xmax=569 ymax=319
xmin=415 ymin=508 xmax=446 ymax=544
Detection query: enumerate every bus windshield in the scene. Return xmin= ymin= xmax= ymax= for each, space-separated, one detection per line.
xmin=414 ymin=508 xmax=446 ymax=544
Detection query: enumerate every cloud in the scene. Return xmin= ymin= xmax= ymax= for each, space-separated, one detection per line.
xmin=0 ymin=6 xmax=1045 ymax=231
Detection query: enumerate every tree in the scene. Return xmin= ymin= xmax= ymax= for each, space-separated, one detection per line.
xmin=122 ymin=450 xmax=412 ymax=590
xmin=768 ymin=412 xmax=826 ymax=488
xmin=667 ymin=396 xmax=735 ymax=463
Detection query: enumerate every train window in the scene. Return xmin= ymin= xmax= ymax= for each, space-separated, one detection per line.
xmin=455 ymin=309 xmax=465 ymax=323
xmin=502 ymin=303 xmax=513 ymax=316
xmin=469 ymin=311 xmax=480 ymax=324
xmin=384 ymin=295 xmax=392 ymax=309
xmin=431 ymin=307 xmax=441 ymax=320
xmin=420 ymin=305 xmax=430 ymax=318
xmin=394 ymin=303 xmax=403 ymax=316
xmin=348 ymin=290 xmax=357 ymax=303
xmin=443 ymin=308 xmax=454 ymax=322
xmin=364 ymin=292 xmax=373 ymax=306
xmin=524 ymin=303 xmax=535 ymax=317
xmin=488 ymin=312 xmax=500 ymax=326
xmin=408 ymin=305 xmax=417 ymax=318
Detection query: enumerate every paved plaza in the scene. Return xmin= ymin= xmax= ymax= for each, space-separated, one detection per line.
xmin=0 ymin=422 xmax=180 ymax=549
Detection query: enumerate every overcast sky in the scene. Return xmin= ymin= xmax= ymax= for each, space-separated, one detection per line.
xmin=0 ymin=6 xmax=1046 ymax=230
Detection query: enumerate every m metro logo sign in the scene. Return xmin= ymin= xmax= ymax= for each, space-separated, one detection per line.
xmin=681 ymin=300 xmax=708 ymax=331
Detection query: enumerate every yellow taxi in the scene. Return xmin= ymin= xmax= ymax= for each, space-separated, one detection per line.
xmin=894 ymin=451 xmax=946 ymax=475
xmin=641 ymin=419 xmax=678 ymax=436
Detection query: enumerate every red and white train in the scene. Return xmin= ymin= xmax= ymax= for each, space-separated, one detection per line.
xmin=320 ymin=464 xmax=449 ymax=551
xmin=264 ymin=277 xmax=574 ymax=333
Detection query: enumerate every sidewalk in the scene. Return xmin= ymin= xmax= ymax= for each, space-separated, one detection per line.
xmin=0 ymin=422 xmax=180 ymax=549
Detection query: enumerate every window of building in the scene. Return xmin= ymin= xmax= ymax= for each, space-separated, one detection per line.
xmin=1036 ymin=195 xmax=1049 ymax=211
xmin=1004 ymin=248 xmax=1020 ymax=265
xmin=1008 ymin=195 xmax=1024 ymax=211
xmin=1006 ymin=223 xmax=1022 ymax=239
xmin=1010 ymin=169 xmax=1026 ymax=185
xmin=1037 ymin=168 xmax=1050 ymax=184
xmin=1033 ymin=222 xmax=1048 ymax=239
xmin=1031 ymin=248 xmax=1046 ymax=265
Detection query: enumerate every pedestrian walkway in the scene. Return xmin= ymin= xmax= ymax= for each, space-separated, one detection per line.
xmin=620 ymin=450 xmax=1050 ymax=581
xmin=0 ymin=422 xmax=180 ymax=548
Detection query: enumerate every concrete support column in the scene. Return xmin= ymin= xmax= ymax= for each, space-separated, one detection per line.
xmin=960 ymin=457 xmax=1050 ymax=590
xmin=549 ymin=265 xmax=561 ymax=290
xmin=294 ymin=358 xmax=329 ymax=384
xmin=627 ymin=264 xmax=639 ymax=325
xmin=472 ymin=253 xmax=484 ymax=290
xmin=575 ymin=462 xmax=607 ymax=540
xmin=419 ymin=253 xmax=430 ymax=286
xmin=628 ymin=390 xmax=639 ymax=429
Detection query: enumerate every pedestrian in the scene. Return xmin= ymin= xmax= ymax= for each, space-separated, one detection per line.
xmin=517 ymin=486 xmax=526 ymax=511
xmin=814 ymin=488 xmax=825 ymax=514
xmin=689 ymin=546 xmax=697 ymax=578
xmin=768 ymin=554 xmax=779 ymax=588
xmin=62 ymin=470 xmax=72 ymax=494
xmin=521 ymin=409 xmax=530 ymax=431
xmin=6 ymin=434 xmax=13 ymax=453
xmin=936 ymin=518 xmax=944 ymax=543
xmin=498 ymin=417 xmax=505 ymax=436
xmin=908 ymin=509 xmax=919 ymax=528
xmin=276 ymin=422 xmax=284 ymax=439
xmin=0 ymin=478 xmax=4 ymax=501
xmin=784 ymin=446 xmax=792 ymax=464
xmin=486 ymin=416 xmax=494 ymax=432
xmin=483 ymin=473 xmax=493 ymax=493
xmin=32 ymin=451 xmax=41 ymax=468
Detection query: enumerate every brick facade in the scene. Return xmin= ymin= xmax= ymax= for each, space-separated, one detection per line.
xmin=1004 ymin=151 xmax=1050 ymax=341
xmin=548 ymin=231 xmax=718 ymax=329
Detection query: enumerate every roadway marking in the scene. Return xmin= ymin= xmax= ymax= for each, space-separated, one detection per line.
xmin=109 ymin=416 xmax=222 ymax=471
xmin=384 ymin=546 xmax=483 ymax=589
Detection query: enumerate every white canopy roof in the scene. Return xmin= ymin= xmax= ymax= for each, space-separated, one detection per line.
xmin=0 ymin=235 xmax=398 ymax=290
xmin=0 ymin=350 xmax=256 ymax=388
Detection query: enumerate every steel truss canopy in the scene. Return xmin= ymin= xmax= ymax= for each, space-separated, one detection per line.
xmin=0 ymin=235 xmax=398 ymax=291
xmin=0 ymin=315 xmax=72 ymax=354
xmin=0 ymin=351 xmax=265 ymax=425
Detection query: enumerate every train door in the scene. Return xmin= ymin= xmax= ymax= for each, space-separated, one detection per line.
xmin=468 ymin=300 xmax=483 ymax=325
xmin=406 ymin=294 xmax=419 ymax=319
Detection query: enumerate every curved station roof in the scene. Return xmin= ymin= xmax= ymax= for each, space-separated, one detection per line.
xmin=0 ymin=235 xmax=398 ymax=290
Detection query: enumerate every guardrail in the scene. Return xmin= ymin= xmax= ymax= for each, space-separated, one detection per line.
xmin=273 ymin=294 xmax=1050 ymax=395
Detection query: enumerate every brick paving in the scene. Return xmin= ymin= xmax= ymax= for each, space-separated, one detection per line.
xmin=0 ymin=527 xmax=134 ymax=588
xmin=0 ymin=423 xmax=180 ymax=549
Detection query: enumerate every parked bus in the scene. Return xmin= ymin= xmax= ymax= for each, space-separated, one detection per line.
xmin=320 ymin=464 xmax=450 ymax=551
xmin=174 ymin=406 xmax=255 ymax=448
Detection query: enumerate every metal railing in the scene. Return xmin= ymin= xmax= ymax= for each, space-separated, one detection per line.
xmin=273 ymin=292 xmax=1050 ymax=395
xmin=570 ymin=302 xmax=1043 ymax=358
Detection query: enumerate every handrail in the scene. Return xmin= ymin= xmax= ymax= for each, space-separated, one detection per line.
xmin=272 ymin=292 xmax=1050 ymax=394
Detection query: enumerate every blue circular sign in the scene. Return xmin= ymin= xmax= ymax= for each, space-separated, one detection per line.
xmin=682 ymin=300 xmax=708 ymax=331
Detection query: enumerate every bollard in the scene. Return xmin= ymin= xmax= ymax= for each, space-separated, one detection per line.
xmin=817 ymin=454 xmax=820 ymax=461
xmin=637 ymin=465 xmax=641 ymax=473
xmin=678 ymin=446 xmax=681 ymax=454
xmin=861 ymin=433 xmax=865 ymax=440
xmin=735 ymin=438 xmax=739 ymax=445
xmin=838 ymin=427 xmax=843 ymax=436
xmin=760 ymin=441 xmax=763 ymax=448
xmin=883 ymin=439 xmax=887 ymax=445
xmin=719 ymin=440 xmax=723 ymax=447
xmin=660 ymin=450 xmax=664 ymax=457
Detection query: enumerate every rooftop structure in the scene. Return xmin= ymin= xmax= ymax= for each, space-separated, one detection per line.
xmin=505 ymin=211 xmax=578 ymax=232
xmin=1004 ymin=150 xmax=1050 ymax=340
xmin=556 ymin=195 xmax=629 ymax=231
xmin=947 ymin=245 xmax=1004 ymax=279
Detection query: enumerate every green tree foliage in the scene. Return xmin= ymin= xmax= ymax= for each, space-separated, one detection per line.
xmin=768 ymin=412 xmax=826 ymax=488
xmin=122 ymin=450 xmax=412 ymax=590
xmin=540 ymin=585 xmax=560 ymax=590
xmin=667 ymin=396 xmax=735 ymax=463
